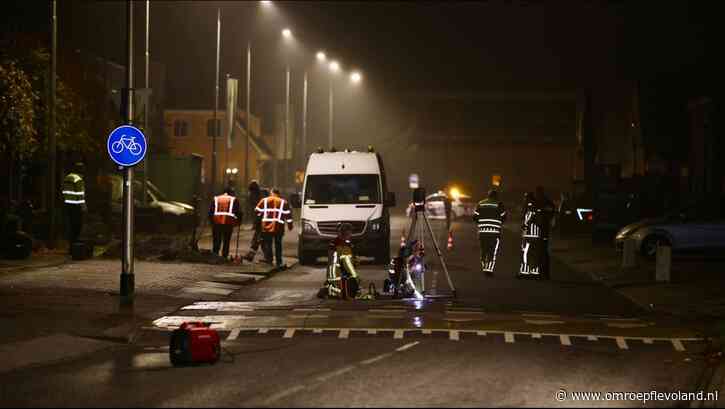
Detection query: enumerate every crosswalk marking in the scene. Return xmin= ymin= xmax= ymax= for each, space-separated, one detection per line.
xmin=449 ymin=330 xmax=459 ymax=341
xmin=615 ymin=337 xmax=629 ymax=350
xmin=227 ymin=329 xmax=240 ymax=341
xmin=339 ymin=329 xmax=350 ymax=339
xmin=560 ymin=335 xmax=572 ymax=346
xmin=283 ymin=329 xmax=296 ymax=338
xmin=394 ymin=330 xmax=404 ymax=339
xmin=672 ymin=339 xmax=685 ymax=352
xmin=505 ymin=332 xmax=515 ymax=343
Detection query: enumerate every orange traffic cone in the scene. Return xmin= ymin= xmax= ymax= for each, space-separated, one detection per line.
xmin=447 ymin=231 xmax=454 ymax=251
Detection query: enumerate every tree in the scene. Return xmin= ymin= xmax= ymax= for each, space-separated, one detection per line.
xmin=0 ymin=60 xmax=37 ymax=161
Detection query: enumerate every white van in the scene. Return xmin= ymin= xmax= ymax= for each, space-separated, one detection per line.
xmin=293 ymin=148 xmax=396 ymax=265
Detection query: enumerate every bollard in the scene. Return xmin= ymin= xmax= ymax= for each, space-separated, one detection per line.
xmin=622 ymin=238 xmax=638 ymax=269
xmin=655 ymin=243 xmax=671 ymax=282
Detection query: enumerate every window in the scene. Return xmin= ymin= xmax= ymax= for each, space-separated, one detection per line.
xmin=173 ymin=120 xmax=188 ymax=137
xmin=304 ymin=174 xmax=381 ymax=205
xmin=207 ymin=119 xmax=221 ymax=138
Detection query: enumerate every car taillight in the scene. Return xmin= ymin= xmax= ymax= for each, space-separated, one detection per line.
xmin=586 ymin=213 xmax=593 ymax=221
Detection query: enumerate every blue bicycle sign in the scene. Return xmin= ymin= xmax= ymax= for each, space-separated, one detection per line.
xmin=107 ymin=125 xmax=146 ymax=167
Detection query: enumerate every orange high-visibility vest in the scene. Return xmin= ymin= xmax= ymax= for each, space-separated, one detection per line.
xmin=213 ymin=194 xmax=238 ymax=225
xmin=256 ymin=196 xmax=291 ymax=233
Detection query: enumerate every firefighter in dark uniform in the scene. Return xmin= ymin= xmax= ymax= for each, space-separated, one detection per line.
xmin=474 ymin=189 xmax=507 ymax=276
xmin=518 ymin=186 xmax=555 ymax=279
xmin=208 ymin=186 xmax=242 ymax=259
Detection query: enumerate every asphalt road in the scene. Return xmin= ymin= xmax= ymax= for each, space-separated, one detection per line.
xmin=0 ymin=213 xmax=713 ymax=407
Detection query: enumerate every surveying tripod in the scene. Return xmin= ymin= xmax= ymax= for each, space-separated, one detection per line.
xmin=405 ymin=189 xmax=457 ymax=299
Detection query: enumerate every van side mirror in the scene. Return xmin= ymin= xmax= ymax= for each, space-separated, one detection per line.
xmin=290 ymin=193 xmax=302 ymax=209
xmin=384 ymin=192 xmax=396 ymax=207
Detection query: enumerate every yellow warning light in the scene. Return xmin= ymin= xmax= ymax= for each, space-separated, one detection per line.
xmin=492 ymin=174 xmax=502 ymax=187
xmin=449 ymin=187 xmax=461 ymax=200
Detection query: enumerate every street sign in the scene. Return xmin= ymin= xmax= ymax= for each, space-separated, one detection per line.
xmin=107 ymin=125 xmax=147 ymax=167
xmin=409 ymin=173 xmax=419 ymax=189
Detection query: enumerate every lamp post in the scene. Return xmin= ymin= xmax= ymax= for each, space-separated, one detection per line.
xmin=49 ymin=0 xmax=57 ymax=247
xmin=211 ymin=7 xmax=221 ymax=196
xmin=328 ymin=60 xmax=340 ymax=150
xmin=142 ymin=0 xmax=150 ymax=206
xmin=282 ymin=28 xmax=292 ymax=191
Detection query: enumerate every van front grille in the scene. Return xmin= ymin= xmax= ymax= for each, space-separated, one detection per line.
xmin=317 ymin=221 xmax=366 ymax=236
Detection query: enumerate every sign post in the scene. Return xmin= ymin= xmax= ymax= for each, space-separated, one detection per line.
xmin=108 ymin=124 xmax=147 ymax=304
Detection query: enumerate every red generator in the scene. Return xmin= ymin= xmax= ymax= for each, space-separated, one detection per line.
xmin=169 ymin=322 xmax=221 ymax=366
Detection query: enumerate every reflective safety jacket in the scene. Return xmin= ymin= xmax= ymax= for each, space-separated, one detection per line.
xmin=474 ymin=198 xmax=506 ymax=235
xmin=210 ymin=194 xmax=241 ymax=226
xmin=255 ymin=196 xmax=292 ymax=233
xmin=522 ymin=198 xmax=555 ymax=240
xmin=62 ymin=173 xmax=86 ymax=206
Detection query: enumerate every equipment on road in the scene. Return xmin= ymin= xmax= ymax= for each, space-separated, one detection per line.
xmin=169 ymin=322 xmax=221 ymax=366
xmin=399 ymin=187 xmax=457 ymax=298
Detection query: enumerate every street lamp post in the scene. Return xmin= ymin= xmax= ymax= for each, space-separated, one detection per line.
xmin=49 ymin=0 xmax=57 ymax=247
xmin=121 ymin=0 xmax=135 ymax=303
xmin=301 ymin=69 xmax=307 ymax=170
xmin=328 ymin=60 xmax=340 ymax=150
xmin=211 ymin=8 xmax=221 ymax=196
xmin=244 ymin=39 xmax=251 ymax=198
xmin=142 ymin=0 xmax=150 ymax=206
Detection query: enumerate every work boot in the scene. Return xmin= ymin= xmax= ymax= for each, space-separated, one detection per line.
xmin=243 ymin=251 xmax=255 ymax=262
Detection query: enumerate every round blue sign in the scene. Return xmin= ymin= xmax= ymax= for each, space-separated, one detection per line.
xmin=107 ymin=125 xmax=147 ymax=167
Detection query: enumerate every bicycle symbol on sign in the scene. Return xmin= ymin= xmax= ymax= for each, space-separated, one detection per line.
xmin=111 ymin=135 xmax=142 ymax=156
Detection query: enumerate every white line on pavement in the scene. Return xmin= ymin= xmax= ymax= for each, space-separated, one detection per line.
xmin=316 ymin=366 xmax=355 ymax=383
xmin=615 ymin=337 xmax=629 ymax=350
xmin=396 ymin=341 xmax=420 ymax=352
xmin=283 ymin=329 xmax=296 ymax=339
xmin=227 ymin=329 xmax=241 ymax=341
xmin=672 ymin=339 xmax=686 ymax=352
xmin=505 ymin=332 xmax=515 ymax=343
xmin=643 ymin=338 xmax=653 ymax=344
xmin=449 ymin=330 xmax=460 ymax=341
xmin=338 ymin=329 xmax=350 ymax=339
xmin=560 ymin=335 xmax=572 ymax=346
xmin=531 ymin=333 xmax=542 ymax=339
xmin=360 ymin=353 xmax=393 ymax=366
xmin=394 ymin=330 xmax=404 ymax=339
xmin=262 ymin=385 xmax=306 ymax=405
xmin=587 ymin=335 xmax=598 ymax=341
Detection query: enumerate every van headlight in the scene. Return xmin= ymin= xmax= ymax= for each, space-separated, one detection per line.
xmin=302 ymin=219 xmax=316 ymax=233
xmin=369 ymin=218 xmax=384 ymax=232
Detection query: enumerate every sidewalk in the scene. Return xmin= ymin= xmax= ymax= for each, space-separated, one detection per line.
xmin=0 ymin=226 xmax=296 ymax=374
xmin=551 ymin=232 xmax=725 ymax=324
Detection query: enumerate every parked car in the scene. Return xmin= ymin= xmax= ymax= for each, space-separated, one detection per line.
xmin=451 ymin=194 xmax=476 ymax=219
xmin=555 ymin=193 xmax=594 ymax=235
xmin=405 ymin=191 xmax=448 ymax=220
xmin=109 ymin=175 xmax=196 ymax=232
xmin=614 ymin=198 xmax=725 ymax=259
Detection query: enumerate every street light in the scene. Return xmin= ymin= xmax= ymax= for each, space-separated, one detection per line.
xmin=329 ymin=60 xmax=340 ymax=73
xmin=282 ymin=28 xmax=292 ymax=38
xmin=350 ymin=71 xmax=362 ymax=84
xmin=260 ymin=0 xmax=272 ymax=6
xmin=281 ymin=28 xmax=294 ymax=191
xmin=316 ymin=51 xmax=326 ymax=62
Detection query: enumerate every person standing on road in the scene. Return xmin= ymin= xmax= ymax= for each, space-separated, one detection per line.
xmin=247 ymin=180 xmax=262 ymax=230
xmin=255 ymin=188 xmax=294 ymax=270
xmin=244 ymin=185 xmax=268 ymax=262
xmin=474 ymin=189 xmax=507 ymax=276
xmin=444 ymin=193 xmax=453 ymax=231
xmin=62 ymin=162 xmax=87 ymax=251
xmin=208 ymin=186 xmax=242 ymax=259
xmin=518 ymin=186 xmax=555 ymax=279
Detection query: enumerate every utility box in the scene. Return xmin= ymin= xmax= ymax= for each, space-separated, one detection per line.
xmin=655 ymin=244 xmax=671 ymax=282
xmin=622 ymin=238 xmax=638 ymax=269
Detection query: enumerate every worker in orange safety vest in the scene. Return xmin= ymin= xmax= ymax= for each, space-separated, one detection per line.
xmin=255 ymin=188 xmax=294 ymax=270
xmin=208 ymin=186 xmax=242 ymax=258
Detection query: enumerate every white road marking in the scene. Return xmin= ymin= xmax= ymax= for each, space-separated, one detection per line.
xmin=643 ymin=338 xmax=654 ymax=344
xmin=505 ymin=332 xmax=515 ymax=343
xmin=560 ymin=335 xmax=572 ymax=346
xmin=396 ymin=341 xmax=420 ymax=352
xmin=615 ymin=337 xmax=629 ymax=350
xmin=422 ymin=329 xmax=432 ymax=335
xmin=195 ymin=281 xmax=242 ymax=290
xmin=476 ymin=331 xmax=486 ymax=336
xmin=587 ymin=335 xmax=598 ymax=341
xmin=606 ymin=322 xmax=648 ymax=329
xmin=446 ymin=310 xmax=485 ymax=315
xmin=292 ymin=308 xmax=331 ymax=312
xmin=360 ymin=353 xmax=393 ymax=366
xmin=227 ymin=329 xmax=241 ymax=341
xmin=258 ymin=328 xmax=269 ymax=334
xmin=531 ymin=333 xmax=542 ymax=339
xmin=394 ymin=330 xmax=404 ymax=339
xmin=449 ymin=330 xmax=460 ymax=341
xmin=180 ymin=286 xmax=234 ymax=296
xmin=263 ymin=385 xmax=306 ymax=404
xmin=283 ymin=329 xmax=296 ymax=339
xmin=367 ymin=329 xmax=377 ymax=335
xmin=338 ymin=329 xmax=350 ymax=339
xmin=521 ymin=313 xmax=562 ymax=319
xmin=316 ymin=365 xmax=355 ymax=383
xmin=288 ymin=314 xmax=328 ymax=319
xmin=672 ymin=339 xmax=686 ymax=352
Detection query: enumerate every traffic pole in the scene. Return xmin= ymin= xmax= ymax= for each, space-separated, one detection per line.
xmin=120 ymin=0 xmax=135 ymax=305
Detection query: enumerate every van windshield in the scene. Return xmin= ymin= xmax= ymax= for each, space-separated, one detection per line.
xmin=304 ymin=174 xmax=381 ymax=205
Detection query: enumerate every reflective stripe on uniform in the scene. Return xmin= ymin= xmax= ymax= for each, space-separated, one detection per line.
xmin=62 ymin=190 xmax=85 ymax=196
xmin=214 ymin=196 xmax=237 ymax=218
xmin=64 ymin=199 xmax=86 ymax=204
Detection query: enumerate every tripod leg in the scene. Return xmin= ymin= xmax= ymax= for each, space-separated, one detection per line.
xmin=422 ymin=212 xmax=457 ymax=298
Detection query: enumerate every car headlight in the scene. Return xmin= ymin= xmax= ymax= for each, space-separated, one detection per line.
xmin=302 ymin=219 xmax=316 ymax=233
xmin=616 ymin=229 xmax=633 ymax=240
xmin=369 ymin=218 xmax=384 ymax=232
